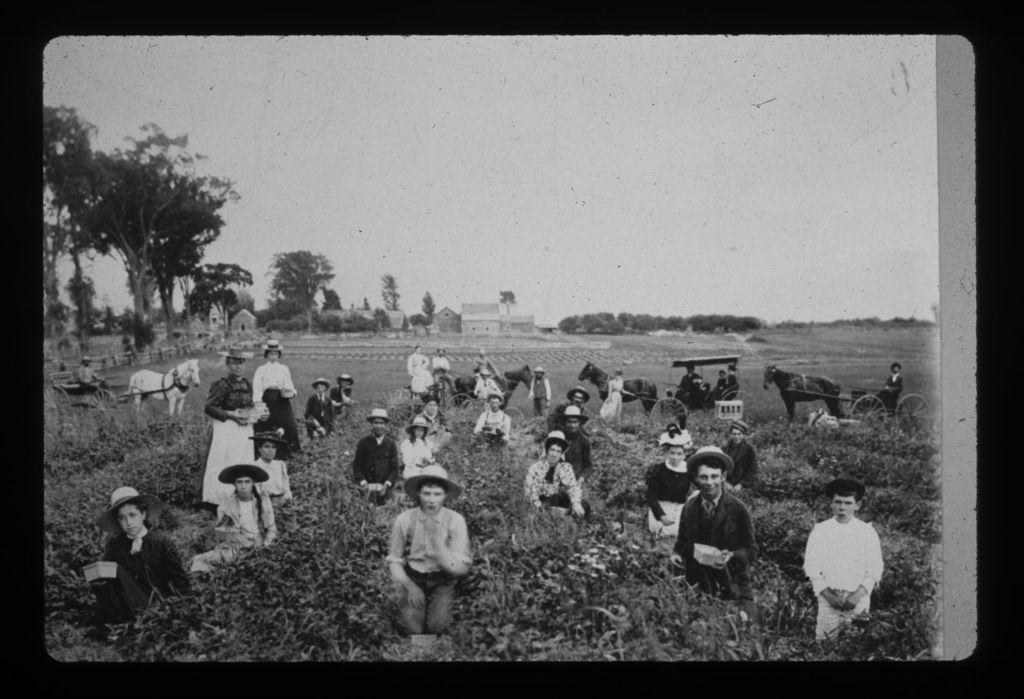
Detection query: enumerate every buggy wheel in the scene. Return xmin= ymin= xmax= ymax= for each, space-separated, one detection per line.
xmin=851 ymin=394 xmax=886 ymax=424
xmin=391 ymin=402 xmax=417 ymax=424
xmin=90 ymin=388 xmax=118 ymax=411
xmin=896 ymin=394 xmax=929 ymax=429
xmin=652 ymin=398 xmax=686 ymax=422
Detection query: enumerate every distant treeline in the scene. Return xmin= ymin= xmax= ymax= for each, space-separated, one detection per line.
xmin=557 ymin=313 xmax=763 ymax=335
xmin=558 ymin=313 xmax=935 ymax=335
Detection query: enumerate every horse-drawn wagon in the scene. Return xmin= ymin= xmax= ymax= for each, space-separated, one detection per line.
xmin=46 ymin=370 xmax=122 ymax=411
xmin=656 ymin=354 xmax=744 ymax=422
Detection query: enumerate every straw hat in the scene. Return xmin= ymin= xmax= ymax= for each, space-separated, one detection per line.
xmin=219 ymin=346 xmax=254 ymax=360
xmin=337 ymin=374 xmax=354 ymax=385
xmin=96 ymin=487 xmax=164 ymax=535
xmin=825 ymin=477 xmax=866 ymax=500
xmin=312 ymin=377 xmax=331 ymax=390
xmin=403 ymin=464 xmax=463 ymax=502
xmin=544 ymin=430 xmax=569 ymax=452
xmin=567 ymin=386 xmax=591 ymax=403
xmin=218 ymin=463 xmax=270 ymax=484
xmin=249 ymin=432 xmax=289 ymax=448
xmin=534 ymin=366 xmax=546 ymax=374
xmin=686 ymin=446 xmax=734 ymax=477
xmin=561 ymin=405 xmax=589 ymax=424
xmin=262 ymin=339 xmax=284 ymax=357
xmin=366 ymin=407 xmax=391 ymax=423
xmin=405 ymin=414 xmax=431 ymax=436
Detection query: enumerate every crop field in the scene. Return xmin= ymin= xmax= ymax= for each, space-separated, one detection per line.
xmin=43 ymin=326 xmax=941 ymax=661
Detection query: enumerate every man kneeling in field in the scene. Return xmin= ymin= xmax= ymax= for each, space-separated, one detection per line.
xmin=386 ymin=465 xmax=472 ymax=644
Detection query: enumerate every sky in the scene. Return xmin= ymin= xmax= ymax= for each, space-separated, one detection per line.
xmin=43 ymin=35 xmax=939 ymax=325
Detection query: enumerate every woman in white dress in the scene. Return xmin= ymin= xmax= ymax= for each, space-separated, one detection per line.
xmin=203 ymin=346 xmax=257 ymax=506
xmin=252 ymin=339 xmax=302 ymax=457
xmin=400 ymin=414 xmax=437 ymax=481
xmin=600 ymin=369 xmax=632 ymax=421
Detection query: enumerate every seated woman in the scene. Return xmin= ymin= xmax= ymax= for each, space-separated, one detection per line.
xmin=524 ymin=431 xmax=589 ymax=518
xmin=473 ymin=392 xmax=511 ymax=446
xmin=419 ymin=394 xmax=452 ymax=451
xmin=89 ymin=487 xmax=189 ymax=634
xmin=249 ymin=432 xmax=293 ymax=507
xmin=190 ymin=463 xmax=277 ymax=573
xmin=646 ymin=428 xmax=696 ymax=538
xmin=401 ymin=414 xmax=437 ymax=481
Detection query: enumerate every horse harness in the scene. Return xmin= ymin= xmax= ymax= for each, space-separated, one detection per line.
xmin=135 ymin=368 xmax=194 ymax=398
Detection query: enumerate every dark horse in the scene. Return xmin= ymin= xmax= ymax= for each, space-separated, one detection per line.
xmin=763 ymin=365 xmax=844 ymax=421
xmin=452 ymin=365 xmax=533 ymax=402
xmin=577 ymin=362 xmax=659 ymax=414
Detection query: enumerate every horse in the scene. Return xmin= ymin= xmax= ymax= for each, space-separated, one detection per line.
xmin=763 ymin=365 xmax=844 ymax=421
xmin=128 ymin=358 xmax=201 ymax=416
xmin=577 ymin=361 xmax=659 ymax=414
xmin=453 ymin=365 xmax=532 ymax=402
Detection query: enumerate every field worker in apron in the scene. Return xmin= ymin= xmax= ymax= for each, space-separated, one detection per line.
xmin=203 ymin=346 xmax=256 ymax=507
xmin=646 ymin=427 xmax=695 ymax=538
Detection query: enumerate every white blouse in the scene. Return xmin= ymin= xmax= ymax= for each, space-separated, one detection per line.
xmin=252 ymin=362 xmax=296 ymax=402
xmin=400 ymin=439 xmax=436 ymax=479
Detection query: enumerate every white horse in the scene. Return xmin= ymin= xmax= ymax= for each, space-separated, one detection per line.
xmin=128 ymin=358 xmax=201 ymax=416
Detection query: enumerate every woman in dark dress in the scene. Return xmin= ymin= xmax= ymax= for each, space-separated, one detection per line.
xmin=646 ymin=426 xmax=695 ymax=538
xmin=251 ymin=339 xmax=302 ymax=457
xmin=89 ymin=487 xmax=189 ymax=633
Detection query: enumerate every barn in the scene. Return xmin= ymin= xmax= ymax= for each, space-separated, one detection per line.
xmin=461 ymin=303 xmax=501 ymax=335
xmin=433 ymin=306 xmax=461 ymax=333
xmin=230 ymin=309 xmax=257 ymax=334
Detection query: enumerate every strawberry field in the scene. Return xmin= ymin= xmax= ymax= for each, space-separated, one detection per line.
xmin=43 ymin=327 xmax=942 ymax=661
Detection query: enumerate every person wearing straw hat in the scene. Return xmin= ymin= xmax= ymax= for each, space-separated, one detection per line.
xmin=386 ymin=465 xmax=472 ymax=641
xmin=473 ymin=391 xmax=511 ymax=445
xmin=249 ymin=432 xmax=293 ymax=506
xmin=527 ymin=365 xmax=552 ymax=417
xmin=471 ymin=348 xmax=499 ymax=379
xmin=803 ymin=477 xmax=883 ymax=641
xmin=524 ymin=431 xmax=589 ymax=518
xmin=252 ymin=339 xmax=302 ymax=457
xmin=88 ymin=487 xmax=189 ymax=632
xmin=430 ymin=348 xmax=457 ymax=399
xmin=330 ymin=374 xmax=355 ymax=421
xmin=557 ymin=405 xmax=594 ymax=484
xmin=473 ymin=367 xmax=503 ymax=402
xmin=190 ymin=463 xmax=277 ymax=573
xmin=722 ymin=419 xmax=759 ymax=492
xmin=401 ymin=414 xmax=438 ymax=480
xmin=202 ymin=346 xmax=257 ymax=507
xmin=671 ymin=446 xmax=759 ymax=621
xmin=304 ymin=377 xmax=335 ymax=439
xmin=419 ymin=393 xmax=452 ymax=451
xmin=76 ymin=356 xmax=104 ymax=392
xmin=547 ymin=386 xmax=590 ymax=433
xmin=645 ymin=427 xmax=696 ymax=538
xmin=352 ymin=408 xmax=401 ymax=506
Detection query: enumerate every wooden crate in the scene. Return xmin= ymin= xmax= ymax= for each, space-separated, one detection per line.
xmin=714 ymin=400 xmax=744 ymax=421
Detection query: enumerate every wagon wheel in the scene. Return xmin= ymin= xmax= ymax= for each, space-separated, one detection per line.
xmin=652 ymin=398 xmax=687 ymax=422
xmin=851 ymin=394 xmax=887 ymax=424
xmin=896 ymin=394 xmax=930 ymax=430
xmin=89 ymin=388 xmax=118 ymax=411
xmin=391 ymin=401 xmax=417 ymax=424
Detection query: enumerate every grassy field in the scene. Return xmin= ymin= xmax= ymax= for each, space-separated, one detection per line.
xmin=43 ymin=325 xmax=941 ymax=661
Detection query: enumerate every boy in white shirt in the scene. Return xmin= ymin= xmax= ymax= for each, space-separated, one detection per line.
xmin=803 ymin=477 xmax=884 ymax=640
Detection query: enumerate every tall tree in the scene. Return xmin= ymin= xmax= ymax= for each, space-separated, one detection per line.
xmin=373 ymin=307 xmax=390 ymax=330
xmin=381 ymin=274 xmax=400 ymax=311
xmin=43 ymin=106 xmax=96 ymax=355
xmin=421 ymin=291 xmax=436 ymax=321
xmin=189 ymin=263 xmax=253 ymax=338
xmin=268 ymin=251 xmax=335 ymax=333
xmin=65 ymin=269 xmax=97 ymax=343
xmin=322 ymin=288 xmax=342 ymax=311
xmin=83 ymin=123 xmax=237 ymax=348
xmin=499 ymin=290 xmax=517 ymax=313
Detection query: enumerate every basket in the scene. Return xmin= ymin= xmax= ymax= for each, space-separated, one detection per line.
xmin=715 ymin=400 xmax=744 ymax=420
xmin=82 ymin=561 xmax=118 ymax=582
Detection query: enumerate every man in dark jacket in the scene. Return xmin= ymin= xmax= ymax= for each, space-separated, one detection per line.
xmin=352 ymin=408 xmax=400 ymax=505
xmin=547 ymin=386 xmax=590 ymax=433
xmin=304 ymin=378 xmax=335 ymax=439
xmin=877 ymin=362 xmax=903 ymax=413
xmin=671 ymin=446 xmax=759 ymax=621
xmin=723 ymin=420 xmax=758 ymax=491
xmin=559 ymin=405 xmax=594 ymax=483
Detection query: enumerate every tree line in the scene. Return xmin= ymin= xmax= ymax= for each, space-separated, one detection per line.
xmin=557 ymin=312 xmax=764 ymax=335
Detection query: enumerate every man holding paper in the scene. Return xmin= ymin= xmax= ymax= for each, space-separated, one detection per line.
xmin=670 ymin=446 xmax=759 ymax=622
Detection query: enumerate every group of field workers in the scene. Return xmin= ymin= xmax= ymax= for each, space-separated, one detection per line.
xmin=85 ymin=341 xmax=884 ymax=646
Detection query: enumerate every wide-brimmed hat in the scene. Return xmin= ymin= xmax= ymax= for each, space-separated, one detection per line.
xmin=96 ymin=487 xmax=164 ymax=535
xmin=825 ymin=477 xmax=866 ymax=500
xmin=249 ymin=432 xmax=289 ymax=448
xmin=219 ymin=345 xmax=254 ymax=360
xmin=561 ymin=405 xmax=589 ymax=424
xmin=729 ymin=419 xmax=750 ymax=435
xmin=544 ymin=430 xmax=569 ymax=453
xmin=567 ymin=386 xmax=590 ymax=403
xmin=405 ymin=414 xmax=431 ymax=436
xmin=486 ymin=390 xmax=504 ymax=402
xmin=658 ymin=429 xmax=692 ymax=448
xmin=312 ymin=377 xmax=331 ymax=390
xmin=479 ymin=368 xmax=492 ymax=376
xmin=366 ymin=407 xmax=391 ymax=423
xmin=218 ymin=463 xmax=270 ymax=484
xmin=687 ymin=446 xmax=734 ymax=477
xmin=421 ymin=393 xmax=440 ymax=405
xmin=404 ymin=464 xmax=462 ymax=502
xmin=262 ymin=339 xmax=284 ymax=357
xmin=534 ymin=366 xmax=546 ymax=374
xmin=890 ymin=362 xmax=902 ymax=371
xmin=337 ymin=374 xmax=354 ymax=384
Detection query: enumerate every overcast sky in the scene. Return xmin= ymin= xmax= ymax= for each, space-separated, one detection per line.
xmin=44 ymin=35 xmax=938 ymax=325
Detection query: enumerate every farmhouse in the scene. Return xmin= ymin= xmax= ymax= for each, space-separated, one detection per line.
xmin=230 ymin=309 xmax=257 ymax=334
xmin=433 ymin=306 xmax=461 ymax=333
xmin=460 ymin=303 xmax=535 ymax=335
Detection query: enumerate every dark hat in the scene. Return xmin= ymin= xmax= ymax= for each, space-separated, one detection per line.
xmin=249 ymin=432 xmax=289 ymax=448
xmin=728 ymin=364 xmax=737 ymax=371
xmin=890 ymin=362 xmax=902 ymax=371
xmin=312 ymin=377 xmax=331 ymax=389
xmin=96 ymin=487 xmax=164 ymax=535
xmin=544 ymin=430 xmax=569 ymax=452
xmin=337 ymin=374 xmax=355 ymax=384
xmin=218 ymin=463 xmax=270 ymax=484
xmin=567 ymin=386 xmax=591 ymax=403
xmin=729 ymin=419 xmax=750 ymax=434
xmin=422 ymin=392 xmax=439 ymax=405
xmin=825 ymin=477 xmax=866 ymax=500
xmin=686 ymin=446 xmax=734 ymax=477
xmin=404 ymin=465 xmax=462 ymax=502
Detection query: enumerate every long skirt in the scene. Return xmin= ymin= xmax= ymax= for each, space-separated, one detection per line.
xmin=600 ymin=391 xmax=623 ymax=420
xmin=203 ymin=418 xmax=254 ymax=504
xmin=254 ymin=388 xmax=302 ymax=457
xmin=647 ymin=501 xmax=685 ymax=538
